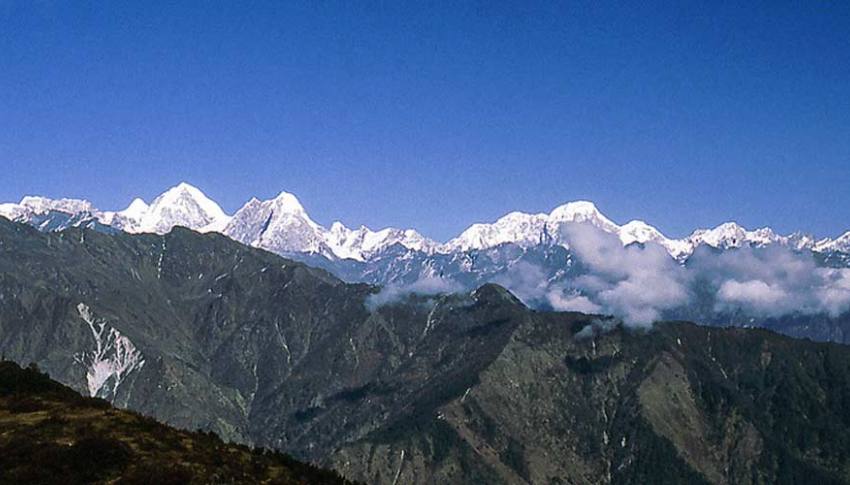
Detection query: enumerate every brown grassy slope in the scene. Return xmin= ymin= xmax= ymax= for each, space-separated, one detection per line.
xmin=0 ymin=361 xmax=357 ymax=485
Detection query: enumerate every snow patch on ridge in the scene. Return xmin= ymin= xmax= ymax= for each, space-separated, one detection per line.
xmin=75 ymin=303 xmax=145 ymax=399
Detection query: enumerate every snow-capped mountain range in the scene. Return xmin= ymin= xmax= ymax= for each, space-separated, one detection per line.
xmin=1 ymin=182 xmax=849 ymax=260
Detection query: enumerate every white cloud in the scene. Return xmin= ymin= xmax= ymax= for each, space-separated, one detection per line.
xmin=693 ymin=246 xmax=850 ymax=318
xmin=557 ymin=222 xmax=691 ymax=326
xmin=366 ymin=275 xmax=463 ymax=310
xmin=547 ymin=291 xmax=602 ymax=314
xmin=716 ymin=279 xmax=789 ymax=316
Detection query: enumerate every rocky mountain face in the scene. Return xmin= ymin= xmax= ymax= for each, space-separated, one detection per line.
xmin=3 ymin=219 xmax=850 ymax=484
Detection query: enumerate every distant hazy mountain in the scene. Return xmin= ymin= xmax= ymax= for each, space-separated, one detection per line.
xmin=3 ymin=218 xmax=850 ymax=484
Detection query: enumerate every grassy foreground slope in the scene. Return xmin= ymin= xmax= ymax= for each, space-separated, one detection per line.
xmin=0 ymin=360 xmax=356 ymax=485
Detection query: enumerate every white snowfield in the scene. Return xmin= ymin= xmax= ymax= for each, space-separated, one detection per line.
xmin=1 ymin=182 xmax=848 ymax=261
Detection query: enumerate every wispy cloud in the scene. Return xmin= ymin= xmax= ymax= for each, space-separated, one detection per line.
xmin=365 ymin=275 xmax=464 ymax=310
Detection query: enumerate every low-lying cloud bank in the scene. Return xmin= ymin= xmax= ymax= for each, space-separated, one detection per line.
xmin=691 ymin=245 xmax=850 ymax=318
xmin=502 ymin=223 xmax=850 ymax=327
xmin=365 ymin=222 xmax=850 ymax=328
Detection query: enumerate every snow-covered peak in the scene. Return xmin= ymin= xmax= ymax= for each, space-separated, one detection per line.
xmin=618 ymin=220 xmax=665 ymax=245
xmin=397 ymin=229 xmax=438 ymax=253
xmin=438 ymin=202 xmax=830 ymax=261
xmin=832 ymin=232 xmax=850 ymax=252
xmin=328 ymin=221 xmax=349 ymax=237
xmin=815 ymin=231 xmax=850 ymax=253
xmin=549 ymin=200 xmax=597 ymax=217
xmin=3 ymin=186 xmax=848 ymax=262
xmin=0 ymin=202 xmax=27 ymax=221
xmin=323 ymin=223 xmax=367 ymax=260
xmin=131 ymin=182 xmax=230 ymax=234
xmin=616 ymin=220 xmax=695 ymax=259
xmin=101 ymin=198 xmax=150 ymax=228
xmin=747 ymin=227 xmax=781 ymax=246
xmin=549 ymin=200 xmax=619 ymax=233
xmin=444 ymin=202 xmax=625 ymax=253
xmin=268 ymin=191 xmax=308 ymax=216
xmin=123 ymin=198 xmax=149 ymax=219
xmin=0 ymin=196 xmax=100 ymax=227
xmin=785 ymin=232 xmax=816 ymax=251
xmin=445 ymin=201 xmax=652 ymax=254
xmin=324 ymin=222 xmax=439 ymax=261
xmin=19 ymin=196 xmax=97 ymax=216
xmin=197 ymin=189 xmax=437 ymax=260
xmin=443 ymin=211 xmax=549 ymax=252
xmin=154 ymin=182 xmax=227 ymax=219
xmin=0 ymin=196 xmax=106 ymax=233
xmin=689 ymin=222 xmax=748 ymax=248
xmin=686 ymin=222 xmax=785 ymax=252
xmin=360 ymin=227 xmax=436 ymax=256
xmin=223 ymin=192 xmax=328 ymax=256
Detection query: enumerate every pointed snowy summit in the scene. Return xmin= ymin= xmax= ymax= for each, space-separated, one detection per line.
xmin=268 ymin=191 xmax=309 ymax=216
xmin=223 ymin=191 xmax=331 ymax=256
xmin=548 ymin=200 xmax=618 ymax=233
xmin=122 ymin=198 xmax=150 ymax=219
xmin=223 ymin=191 xmax=438 ymax=260
xmin=117 ymin=182 xmax=231 ymax=234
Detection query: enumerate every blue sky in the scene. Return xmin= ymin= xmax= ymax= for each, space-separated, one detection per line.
xmin=1 ymin=1 xmax=849 ymax=241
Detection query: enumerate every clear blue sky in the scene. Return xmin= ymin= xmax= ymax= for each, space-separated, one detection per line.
xmin=1 ymin=1 xmax=849 ymax=241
